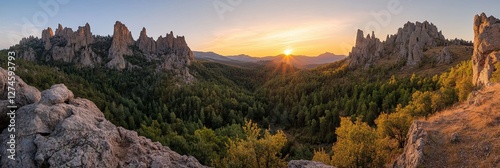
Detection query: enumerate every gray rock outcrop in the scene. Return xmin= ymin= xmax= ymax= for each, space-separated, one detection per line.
xmin=51 ymin=23 xmax=97 ymax=64
xmin=41 ymin=27 xmax=54 ymax=50
xmin=0 ymin=68 xmax=206 ymax=168
xmin=393 ymin=121 xmax=427 ymax=168
xmin=349 ymin=21 xmax=447 ymax=68
xmin=348 ymin=30 xmax=383 ymax=68
xmin=18 ymin=23 xmax=101 ymax=67
xmin=0 ymin=68 xmax=41 ymax=135
xmin=288 ymin=160 xmax=336 ymax=168
xmin=392 ymin=21 xmax=446 ymax=66
xmin=52 ymin=23 xmax=94 ymax=50
xmin=16 ymin=36 xmax=42 ymax=62
xmin=134 ymin=28 xmax=195 ymax=82
xmin=0 ymin=68 xmax=41 ymax=107
xmin=436 ymin=47 xmax=452 ymax=64
xmin=13 ymin=21 xmax=195 ymax=82
xmin=106 ymin=21 xmax=135 ymax=70
xmin=472 ymin=13 xmax=500 ymax=87
xmin=136 ymin=27 xmax=157 ymax=53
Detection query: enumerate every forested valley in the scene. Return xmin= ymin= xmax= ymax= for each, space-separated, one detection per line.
xmin=0 ymin=46 xmax=474 ymax=167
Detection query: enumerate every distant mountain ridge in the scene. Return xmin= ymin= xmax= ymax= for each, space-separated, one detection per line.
xmin=194 ymin=51 xmax=346 ymax=69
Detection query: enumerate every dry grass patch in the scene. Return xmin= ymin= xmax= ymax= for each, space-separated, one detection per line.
xmin=417 ymin=84 xmax=500 ymax=167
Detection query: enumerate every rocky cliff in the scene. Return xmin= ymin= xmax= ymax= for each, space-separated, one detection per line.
xmin=39 ymin=23 xmax=100 ymax=67
xmin=392 ymin=121 xmax=427 ymax=168
xmin=393 ymin=83 xmax=500 ymax=168
xmin=348 ymin=21 xmax=448 ymax=68
xmin=106 ymin=21 xmax=134 ymax=70
xmin=0 ymin=68 xmax=206 ymax=168
xmin=13 ymin=21 xmax=194 ymax=81
xmin=134 ymin=27 xmax=194 ymax=81
xmin=348 ymin=30 xmax=383 ymax=68
xmin=394 ymin=13 xmax=500 ymax=168
xmin=392 ymin=21 xmax=446 ymax=66
xmin=472 ymin=13 xmax=500 ymax=87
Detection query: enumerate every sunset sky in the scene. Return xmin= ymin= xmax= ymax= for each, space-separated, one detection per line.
xmin=1 ymin=0 xmax=499 ymax=56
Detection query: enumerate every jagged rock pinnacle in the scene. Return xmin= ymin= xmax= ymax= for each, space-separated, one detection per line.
xmin=472 ymin=13 xmax=500 ymax=86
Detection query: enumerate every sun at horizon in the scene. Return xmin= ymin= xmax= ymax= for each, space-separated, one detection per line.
xmin=284 ymin=49 xmax=293 ymax=56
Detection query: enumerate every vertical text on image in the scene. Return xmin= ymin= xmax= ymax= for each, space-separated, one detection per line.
xmin=6 ymin=51 xmax=17 ymax=161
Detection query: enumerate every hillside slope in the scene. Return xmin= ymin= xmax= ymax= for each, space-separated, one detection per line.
xmin=395 ymin=13 xmax=500 ymax=168
xmin=394 ymin=83 xmax=500 ymax=167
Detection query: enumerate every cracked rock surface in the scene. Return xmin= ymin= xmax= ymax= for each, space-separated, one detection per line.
xmin=472 ymin=13 xmax=500 ymax=86
xmin=0 ymin=68 xmax=206 ymax=168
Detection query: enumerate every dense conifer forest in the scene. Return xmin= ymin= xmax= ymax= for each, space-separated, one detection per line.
xmin=0 ymin=48 xmax=473 ymax=167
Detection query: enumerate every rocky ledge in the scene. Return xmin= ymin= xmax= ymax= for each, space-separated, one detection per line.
xmin=393 ymin=83 xmax=500 ymax=168
xmin=392 ymin=121 xmax=427 ymax=168
xmin=0 ymin=68 xmax=206 ymax=168
xmin=472 ymin=13 xmax=500 ymax=87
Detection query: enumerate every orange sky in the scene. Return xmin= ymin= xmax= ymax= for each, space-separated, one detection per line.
xmin=200 ymin=19 xmax=355 ymax=56
xmin=3 ymin=1 xmax=497 ymax=57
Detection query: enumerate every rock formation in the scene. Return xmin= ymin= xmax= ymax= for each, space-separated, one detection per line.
xmin=287 ymin=160 xmax=336 ymax=168
xmin=391 ymin=21 xmax=446 ymax=66
xmin=134 ymin=27 xmax=195 ymax=81
xmin=394 ymin=14 xmax=500 ymax=167
xmin=136 ymin=27 xmax=157 ymax=53
xmin=51 ymin=23 xmax=97 ymax=65
xmin=105 ymin=23 xmax=194 ymax=73
xmin=17 ymin=23 xmax=102 ymax=67
xmin=14 ymin=21 xmax=195 ymax=82
xmin=16 ymin=36 xmax=42 ymax=62
xmin=394 ymin=83 xmax=500 ymax=167
xmin=348 ymin=21 xmax=447 ymax=68
xmin=41 ymin=27 xmax=54 ymax=50
xmin=106 ymin=21 xmax=135 ymax=70
xmin=18 ymin=47 xmax=37 ymax=61
xmin=0 ymin=68 xmax=206 ymax=167
xmin=392 ymin=121 xmax=427 ymax=168
xmin=0 ymin=68 xmax=41 ymax=108
xmin=472 ymin=13 xmax=500 ymax=87
xmin=0 ymin=68 xmax=42 ymax=131
xmin=348 ymin=30 xmax=383 ymax=68
xmin=436 ymin=47 xmax=452 ymax=64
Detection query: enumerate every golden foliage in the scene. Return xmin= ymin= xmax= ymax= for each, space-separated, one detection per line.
xmin=375 ymin=111 xmax=412 ymax=149
xmin=312 ymin=148 xmax=332 ymax=165
xmin=438 ymin=60 xmax=473 ymax=101
xmin=313 ymin=114 xmax=412 ymax=168
xmin=330 ymin=117 xmax=381 ymax=168
xmin=221 ymin=120 xmax=287 ymax=168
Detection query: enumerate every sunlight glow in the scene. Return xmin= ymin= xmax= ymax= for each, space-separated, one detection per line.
xmin=284 ymin=49 xmax=293 ymax=56
xmin=201 ymin=19 xmax=351 ymax=56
